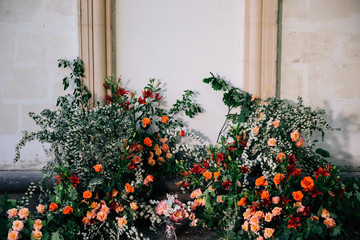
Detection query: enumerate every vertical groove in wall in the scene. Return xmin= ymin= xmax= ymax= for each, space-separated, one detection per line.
xmin=111 ymin=0 xmax=116 ymax=77
xmin=275 ymin=0 xmax=283 ymax=98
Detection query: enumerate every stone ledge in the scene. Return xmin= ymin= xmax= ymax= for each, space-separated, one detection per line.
xmin=0 ymin=170 xmax=43 ymax=193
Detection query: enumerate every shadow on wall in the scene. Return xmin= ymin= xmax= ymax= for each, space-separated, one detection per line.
xmin=314 ymin=101 xmax=360 ymax=172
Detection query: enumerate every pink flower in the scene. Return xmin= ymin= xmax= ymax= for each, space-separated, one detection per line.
xmin=264 ymin=228 xmax=275 ymax=239
xmin=100 ymin=204 xmax=110 ymax=214
xmin=18 ymin=208 xmax=29 ymax=219
xmin=96 ymin=211 xmax=108 ymax=221
xmin=257 ymin=236 xmax=264 ymax=240
xmin=190 ymin=188 xmax=202 ymax=199
xmin=272 ymin=196 xmax=280 ymax=204
xmin=12 ymin=220 xmax=24 ymax=231
xmin=267 ymin=138 xmax=277 ymax=146
xmin=156 ymin=201 xmax=167 ymax=215
xmin=264 ymin=212 xmax=273 ymax=222
xmin=272 ymin=207 xmax=282 ymax=216
xmin=272 ymin=120 xmax=280 ymax=128
xmin=130 ymin=202 xmax=138 ymax=211
xmin=7 ymin=208 xmax=18 ymax=218
xmin=170 ymin=209 xmax=184 ymax=222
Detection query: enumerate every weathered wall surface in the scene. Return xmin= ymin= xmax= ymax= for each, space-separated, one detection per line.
xmin=281 ymin=0 xmax=360 ymax=170
xmin=0 ymin=0 xmax=79 ymax=170
xmin=115 ymin=0 xmax=246 ymax=144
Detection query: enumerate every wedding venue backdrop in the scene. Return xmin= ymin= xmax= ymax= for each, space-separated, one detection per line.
xmin=0 ymin=0 xmax=359 ymax=186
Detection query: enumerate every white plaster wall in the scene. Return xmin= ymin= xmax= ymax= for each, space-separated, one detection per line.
xmin=0 ymin=0 xmax=79 ymax=170
xmin=116 ymin=0 xmax=246 ymax=144
xmin=281 ymin=0 xmax=360 ymax=170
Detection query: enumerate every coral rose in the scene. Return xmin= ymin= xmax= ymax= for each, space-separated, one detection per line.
xmin=144 ymin=174 xmax=154 ymax=186
xmin=190 ymin=189 xmax=203 ymax=199
xmin=216 ymin=195 xmax=224 ymax=203
xmin=141 ymin=117 xmax=151 ymax=128
xmin=132 ymin=155 xmax=142 ymax=164
xmin=82 ymin=217 xmax=90 ymax=225
xmin=32 ymin=230 xmax=43 ymax=240
xmin=272 ymin=196 xmax=280 ymax=204
xmin=18 ymin=208 xmax=29 ymax=219
xmin=178 ymin=129 xmax=185 ymax=137
xmin=148 ymin=158 xmax=156 ymax=166
xmin=49 ymin=203 xmax=58 ymax=211
xmin=290 ymin=130 xmax=300 ymax=142
xmin=203 ymin=171 xmax=212 ymax=180
xmin=243 ymin=209 xmax=252 ymax=220
xmin=264 ymin=228 xmax=275 ymax=239
xmin=276 ymin=152 xmax=286 ymax=163
xmin=63 ymin=205 xmax=73 ymax=215
xmin=12 ymin=220 xmax=24 ymax=231
xmin=144 ymin=137 xmax=153 ymax=147
xmin=324 ymin=218 xmax=336 ymax=228
xmin=250 ymin=224 xmax=260 ymax=232
xmin=273 ymin=173 xmax=285 ymax=186
xmin=83 ymin=190 xmax=92 ymax=199
xmin=162 ymin=143 xmax=169 ymax=152
xmin=96 ymin=211 xmax=108 ymax=221
xmin=156 ymin=201 xmax=167 ymax=215
xmin=170 ymin=209 xmax=184 ymax=222
xmin=161 ymin=115 xmax=169 ymax=124
xmin=237 ymin=197 xmax=246 ymax=206
xmin=255 ymin=211 xmax=264 ymax=219
xmin=125 ymin=183 xmax=134 ymax=193
xmin=272 ymin=207 xmax=282 ymax=216
xmin=118 ymin=217 xmax=128 ymax=228
xmin=7 ymin=208 xmax=18 ymax=218
xmin=33 ymin=219 xmax=43 ymax=231
xmin=93 ymin=164 xmax=103 ymax=172
xmin=292 ymin=191 xmax=304 ymax=201
xmin=301 ymin=176 xmax=314 ymax=191
xmin=250 ymin=215 xmax=259 ymax=226
xmin=36 ymin=204 xmax=45 ymax=214
xmin=267 ymin=138 xmax=277 ymax=146
xmin=321 ymin=208 xmax=330 ymax=219
xmin=272 ymin=120 xmax=280 ymax=128
xmin=296 ymin=137 xmax=305 ymax=147
xmin=7 ymin=230 xmax=19 ymax=240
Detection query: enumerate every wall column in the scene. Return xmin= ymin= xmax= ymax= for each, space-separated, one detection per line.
xmin=244 ymin=0 xmax=278 ymax=98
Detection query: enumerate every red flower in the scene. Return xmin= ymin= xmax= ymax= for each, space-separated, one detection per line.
xmin=216 ymin=153 xmax=227 ymax=166
xmin=137 ymin=97 xmax=146 ymax=105
xmin=118 ymin=87 xmax=129 ymax=96
xmin=127 ymin=163 xmax=136 ymax=171
xmin=240 ymin=165 xmax=251 ymax=173
xmin=179 ymin=130 xmax=185 ymax=137
xmin=105 ymin=94 xmax=113 ymax=104
xmin=286 ymin=164 xmax=301 ymax=180
xmin=120 ymin=100 xmax=130 ymax=110
xmin=55 ymin=173 xmax=63 ymax=184
xmin=222 ymin=179 xmax=232 ymax=190
xmin=69 ymin=174 xmax=80 ymax=188
xmin=155 ymin=92 xmax=163 ymax=101
xmin=287 ymin=214 xmax=301 ymax=230
xmin=288 ymin=154 xmax=298 ymax=164
xmin=190 ymin=163 xmax=206 ymax=175
xmin=314 ymin=165 xmax=332 ymax=179
xmin=142 ymin=89 xmax=153 ymax=99
xmin=309 ymin=188 xmax=322 ymax=198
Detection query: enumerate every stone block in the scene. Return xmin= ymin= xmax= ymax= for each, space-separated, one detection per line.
xmin=283 ymin=0 xmax=307 ymax=18
xmin=339 ymin=27 xmax=360 ymax=64
xmin=280 ymin=64 xmax=304 ymax=101
xmin=0 ymin=0 xmax=43 ymax=25
xmin=0 ymin=26 xmax=15 ymax=63
xmin=0 ymin=102 xmax=19 ymax=135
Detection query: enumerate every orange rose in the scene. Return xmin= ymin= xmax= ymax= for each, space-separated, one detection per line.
xmin=237 ymin=197 xmax=246 ymax=206
xmin=154 ymin=144 xmax=162 ymax=156
xmin=290 ymin=130 xmax=300 ymax=142
xmin=12 ymin=220 xmax=24 ymax=231
xmin=162 ymin=143 xmax=169 ymax=152
xmin=18 ymin=208 xmax=29 ymax=219
xmin=272 ymin=120 xmax=280 ymax=128
xmin=264 ymin=212 xmax=273 ymax=222
xmin=273 ymin=173 xmax=285 ymax=186
xmin=272 ymin=196 xmax=280 ymax=204
xmin=255 ymin=211 xmax=264 ymax=219
xmin=243 ymin=209 xmax=252 ymax=220
xmin=125 ymin=183 xmax=134 ymax=193
xmin=7 ymin=208 xmax=18 ymax=218
xmin=141 ymin=118 xmax=151 ymax=128
xmin=36 ymin=204 xmax=46 ymax=214
xmin=213 ymin=171 xmax=220 ymax=180
xmin=82 ymin=217 xmax=90 ymax=225
xmin=33 ymin=219 xmax=43 ymax=231
xmin=161 ymin=115 xmax=169 ymax=124
xmin=63 ymin=205 xmax=73 ymax=214
xmin=96 ymin=211 xmax=108 ymax=221
xmin=324 ymin=218 xmax=336 ymax=228
xmin=118 ymin=217 xmax=128 ymax=228
xmin=93 ymin=164 xmax=103 ymax=172
xmin=130 ymin=202 xmax=138 ymax=211
xmin=166 ymin=152 xmax=172 ymax=159
xmin=144 ymin=137 xmax=153 ymax=147
xmin=264 ymin=228 xmax=275 ymax=239
xmin=49 ymin=203 xmax=58 ymax=211
xmin=292 ymin=191 xmax=304 ymax=201
xmin=83 ymin=190 xmax=93 ymax=199
xmin=296 ymin=137 xmax=305 ymax=147
xmin=190 ymin=188 xmax=202 ymax=199
xmin=267 ymin=138 xmax=277 ymax=146
xmin=203 ymin=171 xmax=212 ymax=180
xmin=148 ymin=158 xmax=156 ymax=166
xmin=301 ymin=176 xmax=314 ymax=191
xmin=179 ymin=129 xmax=185 ymax=137
xmin=242 ymin=221 xmax=249 ymax=232
xmin=261 ymin=191 xmax=270 ymax=200
xmin=321 ymin=208 xmax=330 ymax=218
xmin=272 ymin=207 xmax=282 ymax=216
xmin=255 ymin=176 xmax=267 ymax=186
xmin=276 ymin=152 xmax=286 ymax=163
xmin=144 ymin=174 xmax=154 ymax=186
xmin=252 ymin=126 xmax=260 ymax=135
xmin=7 ymin=231 xmax=19 ymax=240
xmin=32 ymin=229 xmax=43 ymax=240
xmin=250 ymin=224 xmax=260 ymax=232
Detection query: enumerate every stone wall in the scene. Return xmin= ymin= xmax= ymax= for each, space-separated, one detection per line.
xmin=280 ymin=0 xmax=360 ymax=171
xmin=0 ymin=0 xmax=79 ymax=170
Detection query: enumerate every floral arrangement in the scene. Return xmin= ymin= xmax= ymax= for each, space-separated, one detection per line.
xmin=7 ymin=58 xmax=203 ymax=240
xmin=176 ymin=74 xmax=360 ymax=239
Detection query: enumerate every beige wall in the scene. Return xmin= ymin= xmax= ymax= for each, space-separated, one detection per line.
xmin=0 ymin=0 xmax=79 ymax=170
xmin=281 ymin=0 xmax=360 ymax=170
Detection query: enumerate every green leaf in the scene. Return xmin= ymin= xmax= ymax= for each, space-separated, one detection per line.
xmin=279 ymin=232 xmax=290 ymax=240
xmin=315 ymin=148 xmax=331 ymax=158
xmin=51 ymin=231 xmax=63 ymax=240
